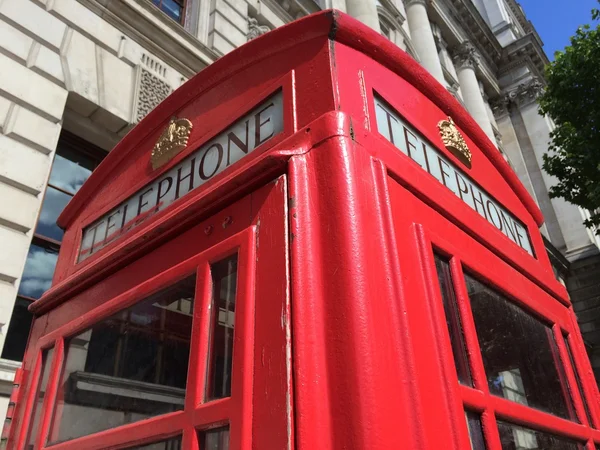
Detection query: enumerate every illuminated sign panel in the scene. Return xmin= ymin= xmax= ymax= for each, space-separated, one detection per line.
xmin=78 ymin=92 xmax=284 ymax=261
xmin=375 ymin=97 xmax=534 ymax=257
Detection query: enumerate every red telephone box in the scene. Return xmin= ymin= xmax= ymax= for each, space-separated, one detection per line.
xmin=6 ymin=9 xmax=600 ymax=450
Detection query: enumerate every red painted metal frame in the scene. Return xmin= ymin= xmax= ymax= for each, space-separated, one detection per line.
xmin=389 ymin=177 xmax=600 ymax=449
xmin=13 ymin=177 xmax=291 ymax=450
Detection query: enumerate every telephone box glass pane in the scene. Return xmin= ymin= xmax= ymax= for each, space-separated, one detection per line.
xmin=26 ymin=347 xmax=54 ymax=448
xmin=200 ymin=426 xmax=230 ymax=450
xmin=48 ymin=276 xmax=195 ymax=444
xmin=434 ymin=255 xmax=472 ymax=385
xmin=465 ymin=411 xmax=486 ymax=450
xmin=466 ymin=274 xmax=576 ymax=420
xmin=207 ymin=255 xmax=238 ymax=400
xmin=127 ymin=436 xmax=182 ymax=449
xmin=563 ymin=332 xmax=593 ymax=425
xmin=497 ymin=420 xmax=584 ymax=449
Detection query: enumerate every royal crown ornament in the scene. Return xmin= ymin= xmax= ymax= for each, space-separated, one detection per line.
xmin=151 ymin=118 xmax=193 ymax=170
xmin=437 ymin=117 xmax=472 ymax=168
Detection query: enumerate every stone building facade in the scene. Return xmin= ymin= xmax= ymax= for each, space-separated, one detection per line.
xmin=0 ymin=0 xmax=598 ymax=421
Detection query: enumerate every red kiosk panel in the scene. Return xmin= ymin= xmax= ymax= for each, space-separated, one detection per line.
xmin=6 ymin=10 xmax=599 ymax=450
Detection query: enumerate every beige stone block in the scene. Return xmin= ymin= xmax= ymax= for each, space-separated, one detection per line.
xmin=98 ymin=48 xmax=134 ymax=125
xmin=0 ymin=181 xmax=38 ymax=233
xmin=210 ymin=14 xmax=248 ymax=47
xmin=0 ymin=21 xmax=33 ymax=63
xmin=49 ymin=0 xmax=123 ymax=53
xmin=0 ymin=97 xmax=11 ymax=130
xmin=221 ymin=0 xmax=248 ymax=14
xmin=0 ymin=135 xmax=52 ymax=194
xmin=0 ymin=53 xmax=67 ymax=122
xmin=8 ymin=107 xmax=61 ymax=155
xmin=63 ymin=30 xmax=99 ymax=111
xmin=256 ymin=3 xmax=286 ymax=28
xmin=209 ymin=31 xmax=236 ymax=55
xmin=0 ymin=0 xmax=66 ymax=51
xmin=212 ymin=0 xmax=248 ymax=33
xmin=0 ymin=281 xmax=17 ymax=326
xmin=32 ymin=45 xmax=65 ymax=86
xmin=0 ymin=225 xmax=30 ymax=281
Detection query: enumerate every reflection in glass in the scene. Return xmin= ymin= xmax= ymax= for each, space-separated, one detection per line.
xmin=1 ymin=298 xmax=34 ymax=361
xmin=27 ymin=347 xmax=55 ymax=449
xmin=563 ymin=333 xmax=593 ymax=425
xmin=207 ymin=255 xmax=238 ymax=400
xmin=48 ymin=151 xmax=94 ymax=196
xmin=465 ymin=411 xmax=486 ymax=450
xmin=200 ymin=427 xmax=230 ymax=450
xmin=465 ymin=274 xmax=576 ymax=420
xmin=434 ymin=255 xmax=472 ymax=385
xmin=48 ymin=277 xmax=195 ymax=444
xmin=497 ymin=420 xmax=584 ymax=450
xmin=151 ymin=0 xmax=184 ymax=22
xmin=18 ymin=244 xmax=59 ymax=299
xmin=36 ymin=187 xmax=71 ymax=241
xmin=127 ymin=436 xmax=182 ymax=450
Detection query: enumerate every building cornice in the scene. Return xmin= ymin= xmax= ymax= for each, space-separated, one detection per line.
xmin=80 ymin=0 xmax=218 ymax=78
xmin=443 ymin=0 xmax=503 ymax=70
xmin=259 ymin=0 xmax=320 ymax=23
xmin=500 ymin=33 xmax=549 ymax=77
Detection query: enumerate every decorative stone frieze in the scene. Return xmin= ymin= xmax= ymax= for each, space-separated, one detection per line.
xmin=506 ymin=77 xmax=544 ymax=107
xmin=134 ymin=68 xmax=172 ymax=123
xmin=451 ymin=41 xmax=480 ymax=70
xmin=490 ymin=77 xmax=544 ymax=117
xmin=247 ymin=18 xmax=271 ymax=41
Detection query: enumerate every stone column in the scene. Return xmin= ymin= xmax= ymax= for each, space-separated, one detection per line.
xmin=452 ymin=42 xmax=496 ymax=142
xmin=345 ymin=0 xmax=381 ymax=32
xmin=405 ymin=0 xmax=445 ymax=84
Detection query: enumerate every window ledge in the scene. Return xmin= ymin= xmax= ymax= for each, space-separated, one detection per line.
xmin=80 ymin=0 xmax=220 ymax=78
xmin=0 ymin=359 xmax=21 ymax=384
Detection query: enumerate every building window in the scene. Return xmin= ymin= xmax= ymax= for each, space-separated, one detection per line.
xmin=151 ymin=0 xmax=186 ymax=24
xmin=1 ymin=133 xmax=105 ymax=362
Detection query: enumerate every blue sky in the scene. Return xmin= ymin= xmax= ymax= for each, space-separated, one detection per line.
xmin=518 ymin=0 xmax=598 ymax=60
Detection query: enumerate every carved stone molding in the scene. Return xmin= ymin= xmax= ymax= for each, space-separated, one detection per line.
xmin=490 ymin=77 xmax=545 ymax=117
xmin=489 ymin=96 xmax=510 ymax=118
xmin=247 ymin=18 xmax=271 ymax=41
xmin=452 ymin=41 xmax=480 ymax=70
xmin=405 ymin=0 xmax=427 ymax=7
xmin=134 ymin=68 xmax=173 ymax=123
xmin=506 ymin=77 xmax=544 ymax=107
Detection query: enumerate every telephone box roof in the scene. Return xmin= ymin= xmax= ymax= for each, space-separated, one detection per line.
xmin=58 ymin=9 xmax=543 ymax=230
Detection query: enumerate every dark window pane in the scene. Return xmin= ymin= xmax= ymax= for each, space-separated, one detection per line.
xmin=207 ymin=255 xmax=238 ymax=400
xmin=1 ymin=298 xmax=34 ymax=361
xmin=465 ymin=411 xmax=486 ymax=450
xmin=26 ymin=347 xmax=55 ymax=449
xmin=127 ymin=436 xmax=182 ymax=449
xmin=434 ymin=255 xmax=472 ymax=385
xmin=563 ymin=333 xmax=593 ymax=425
xmin=466 ymin=274 xmax=576 ymax=420
xmin=48 ymin=276 xmax=195 ymax=444
xmin=497 ymin=420 xmax=585 ymax=450
xmin=200 ymin=427 xmax=230 ymax=450
xmin=36 ymin=187 xmax=72 ymax=241
xmin=160 ymin=0 xmax=183 ymax=22
xmin=49 ymin=150 xmax=95 ymax=195
xmin=18 ymin=244 xmax=59 ymax=299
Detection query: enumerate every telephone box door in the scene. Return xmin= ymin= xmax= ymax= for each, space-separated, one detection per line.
xmin=16 ymin=177 xmax=291 ymax=450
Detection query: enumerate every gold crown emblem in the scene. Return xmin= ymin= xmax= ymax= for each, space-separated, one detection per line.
xmin=437 ymin=117 xmax=472 ymax=168
xmin=151 ymin=118 xmax=193 ymax=170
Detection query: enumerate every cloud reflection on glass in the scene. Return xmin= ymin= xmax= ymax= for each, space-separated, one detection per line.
xmin=18 ymin=244 xmax=59 ymax=299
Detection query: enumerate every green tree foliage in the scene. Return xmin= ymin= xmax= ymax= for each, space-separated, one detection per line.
xmin=539 ymin=3 xmax=600 ymax=231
